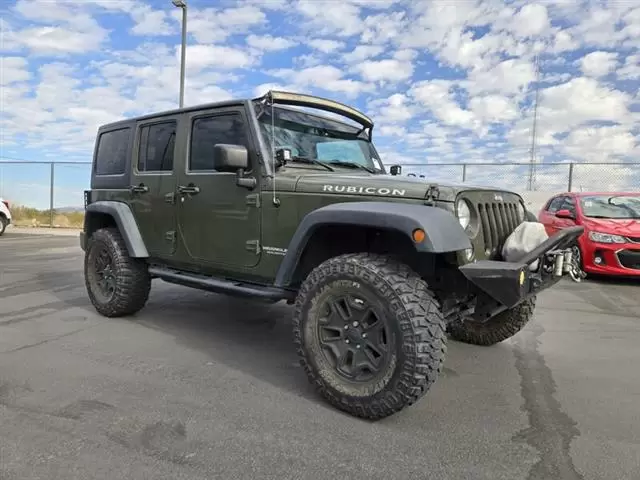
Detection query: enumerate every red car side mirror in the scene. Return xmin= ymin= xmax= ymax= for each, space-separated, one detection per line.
xmin=555 ymin=209 xmax=575 ymax=219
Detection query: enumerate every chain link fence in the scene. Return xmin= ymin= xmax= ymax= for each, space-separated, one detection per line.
xmin=400 ymin=162 xmax=640 ymax=192
xmin=1 ymin=160 xmax=638 ymax=228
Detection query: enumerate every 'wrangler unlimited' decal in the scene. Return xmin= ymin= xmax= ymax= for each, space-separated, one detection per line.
xmin=322 ymin=185 xmax=406 ymax=196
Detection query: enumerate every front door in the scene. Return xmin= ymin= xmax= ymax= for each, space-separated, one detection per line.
xmin=129 ymin=116 xmax=179 ymax=258
xmin=176 ymin=106 xmax=261 ymax=270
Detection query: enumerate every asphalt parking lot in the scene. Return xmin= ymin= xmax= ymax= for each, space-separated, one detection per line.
xmin=1 ymin=230 xmax=639 ymax=480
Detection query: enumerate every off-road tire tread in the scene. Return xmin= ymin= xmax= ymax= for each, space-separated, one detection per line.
xmin=293 ymin=252 xmax=447 ymax=420
xmin=447 ymin=297 xmax=536 ymax=346
xmin=85 ymin=227 xmax=151 ymax=318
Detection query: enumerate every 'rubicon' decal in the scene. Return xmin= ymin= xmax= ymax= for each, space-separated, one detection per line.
xmin=322 ymin=185 xmax=406 ymax=196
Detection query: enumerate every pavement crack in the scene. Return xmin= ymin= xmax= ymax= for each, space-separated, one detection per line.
xmin=512 ymin=322 xmax=585 ymax=480
xmin=0 ymin=325 xmax=98 ymax=354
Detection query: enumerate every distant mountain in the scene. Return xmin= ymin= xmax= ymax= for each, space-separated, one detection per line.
xmin=55 ymin=206 xmax=84 ymax=213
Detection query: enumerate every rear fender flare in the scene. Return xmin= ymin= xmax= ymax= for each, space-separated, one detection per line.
xmin=84 ymin=201 xmax=148 ymax=258
xmin=274 ymin=201 xmax=472 ymax=287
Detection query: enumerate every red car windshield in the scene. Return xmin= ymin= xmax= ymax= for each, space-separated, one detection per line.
xmin=579 ymin=195 xmax=640 ymax=219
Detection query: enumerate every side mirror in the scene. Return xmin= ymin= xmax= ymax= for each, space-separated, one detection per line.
xmin=213 ymin=144 xmax=248 ymax=171
xmin=390 ymin=165 xmax=402 ymax=176
xmin=555 ymin=209 xmax=575 ymax=219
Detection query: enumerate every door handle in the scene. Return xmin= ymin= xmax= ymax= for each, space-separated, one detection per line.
xmin=130 ymin=184 xmax=149 ymax=193
xmin=178 ymin=184 xmax=200 ymax=195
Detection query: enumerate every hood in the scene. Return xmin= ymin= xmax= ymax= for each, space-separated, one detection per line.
xmin=583 ymin=217 xmax=640 ymax=237
xmin=291 ymin=172 xmax=518 ymax=202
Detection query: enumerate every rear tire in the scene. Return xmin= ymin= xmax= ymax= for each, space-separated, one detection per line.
xmin=0 ymin=216 xmax=6 ymax=236
xmin=84 ymin=227 xmax=151 ymax=317
xmin=447 ymin=297 xmax=536 ymax=346
xmin=293 ymin=252 xmax=447 ymax=420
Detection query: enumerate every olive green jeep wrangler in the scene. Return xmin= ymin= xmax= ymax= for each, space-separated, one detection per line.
xmin=80 ymin=90 xmax=583 ymax=420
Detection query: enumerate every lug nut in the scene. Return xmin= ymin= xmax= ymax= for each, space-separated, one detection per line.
xmin=345 ymin=339 xmax=350 ymax=344
xmin=344 ymin=325 xmax=349 ymax=329
xmin=362 ymin=333 xmax=367 ymax=338
xmin=356 ymin=345 xmax=361 ymax=349
xmin=352 ymin=321 xmax=359 ymax=327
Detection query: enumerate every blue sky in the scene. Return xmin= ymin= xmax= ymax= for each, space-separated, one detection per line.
xmin=1 ymin=0 xmax=639 ymax=209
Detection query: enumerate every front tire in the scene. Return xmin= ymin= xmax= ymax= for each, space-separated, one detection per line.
xmin=0 ymin=216 xmax=6 ymax=236
xmin=84 ymin=227 xmax=151 ymax=317
xmin=447 ymin=297 xmax=536 ymax=346
xmin=293 ymin=252 xmax=447 ymax=420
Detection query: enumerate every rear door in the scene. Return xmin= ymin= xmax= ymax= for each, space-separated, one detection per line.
xmin=129 ymin=116 xmax=179 ymax=258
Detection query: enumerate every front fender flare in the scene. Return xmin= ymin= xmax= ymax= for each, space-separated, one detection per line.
xmin=274 ymin=201 xmax=472 ymax=287
xmin=84 ymin=201 xmax=149 ymax=258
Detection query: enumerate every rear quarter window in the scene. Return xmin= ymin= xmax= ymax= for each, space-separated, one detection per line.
xmin=95 ymin=127 xmax=130 ymax=176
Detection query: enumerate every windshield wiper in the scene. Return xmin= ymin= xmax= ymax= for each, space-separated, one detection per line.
xmin=327 ymin=160 xmax=376 ymax=174
xmin=288 ymin=156 xmax=335 ymax=172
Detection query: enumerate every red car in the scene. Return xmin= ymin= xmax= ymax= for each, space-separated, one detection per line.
xmin=538 ymin=192 xmax=640 ymax=277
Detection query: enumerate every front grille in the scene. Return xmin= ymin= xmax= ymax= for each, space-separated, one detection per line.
xmin=476 ymin=200 xmax=523 ymax=257
xmin=616 ymin=249 xmax=640 ymax=270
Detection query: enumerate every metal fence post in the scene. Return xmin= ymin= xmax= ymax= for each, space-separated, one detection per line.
xmin=50 ymin=162 xmax=55 ymax=228
xmin=568 ymin=163 xmax=574 ymax=192
xmin=462 ymin=164 xmax=467 ymax=182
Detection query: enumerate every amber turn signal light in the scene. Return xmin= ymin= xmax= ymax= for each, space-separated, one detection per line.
xmin=412 ymin=228 xmax=426 ymax=243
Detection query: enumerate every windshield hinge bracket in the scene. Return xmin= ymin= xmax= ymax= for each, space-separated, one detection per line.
xmin=426 ymin=185 xmax=440 ymax=204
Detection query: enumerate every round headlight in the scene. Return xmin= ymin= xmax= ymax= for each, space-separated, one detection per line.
xmin=456 ymin=199 xmax=471 ymax=230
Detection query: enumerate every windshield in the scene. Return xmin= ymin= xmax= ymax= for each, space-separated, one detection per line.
xmin=255 ymin=104 xmax=384 ymax=172
xmin=579 ymin=195 xmax=640 ymax=219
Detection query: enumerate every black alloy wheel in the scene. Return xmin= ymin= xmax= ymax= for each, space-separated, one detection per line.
xmin=88 ymin=243 xmax=117 ymax=304
xmin=315 ymin=292 xmax=392 ymax=383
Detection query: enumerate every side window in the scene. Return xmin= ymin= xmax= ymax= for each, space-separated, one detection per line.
xmin=546 ymin=196 xmax=565 ymax=213
xmin=138 ymin=121 xmax=176 ymax=172
xmin=95 ymin=128 xmax=130 ymax=176
xmin=562 ymin=196 xmax=576 ymax=214
xmin=189 ymin=113 xmax=248 ymax=171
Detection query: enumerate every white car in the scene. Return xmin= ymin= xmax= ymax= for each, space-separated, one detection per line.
xmin=0 ymin=197 xmax=11 ymax=236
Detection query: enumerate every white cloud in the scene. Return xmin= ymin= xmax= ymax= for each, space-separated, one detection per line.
xmin=246 ymin=35 xmax=296 ymax=52
xmin=268 ymin=65 xmax=372 ymax=97
xmin=507 ymin=3 xmax=552 ymax=38
xmin=185 ymin=5 xmax=266 ymax=44
xmin=355 ymin=58 xmax=414 ymax=83
xmin=579 ymin=51 xmax=618 ymax=77
xmin=307 ymin=39 xmax=345 ymax=53
xmin=1 ymin=57 xmax=31 ymax=85
xmin=183 ymin=45 xmax=256 ymax=71
xmin=617 ymin=54 xmax=640 ymax=80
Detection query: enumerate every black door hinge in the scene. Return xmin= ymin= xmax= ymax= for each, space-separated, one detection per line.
xmin=246 ymin=194 xmax=261 ymax=208
xmin=245 ymin=240 xmax=261 ymax=254
xmin=165 ymin=231 xmax=176 ymax=242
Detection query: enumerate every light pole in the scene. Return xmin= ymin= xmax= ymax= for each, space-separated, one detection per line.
xmin=172 ymin=0 xmax=187 ymax=108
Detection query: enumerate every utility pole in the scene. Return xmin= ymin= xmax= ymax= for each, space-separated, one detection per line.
xmin=172 ymin=0 xmax=187 ymax=108
xmin=528 ymin=54 xmax=540 ymax=191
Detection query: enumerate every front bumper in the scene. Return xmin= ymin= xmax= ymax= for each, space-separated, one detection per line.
xmin=458 ymin=226 xmax=585 ymax=313
xmin=581 ymin=240 xmax=640 ymax=277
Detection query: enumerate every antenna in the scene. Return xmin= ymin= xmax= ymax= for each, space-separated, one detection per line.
xmin=270 ymin=98 xmax=280 ymax=207
xmin=528 ymin=54 xmax=540 ymax=191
